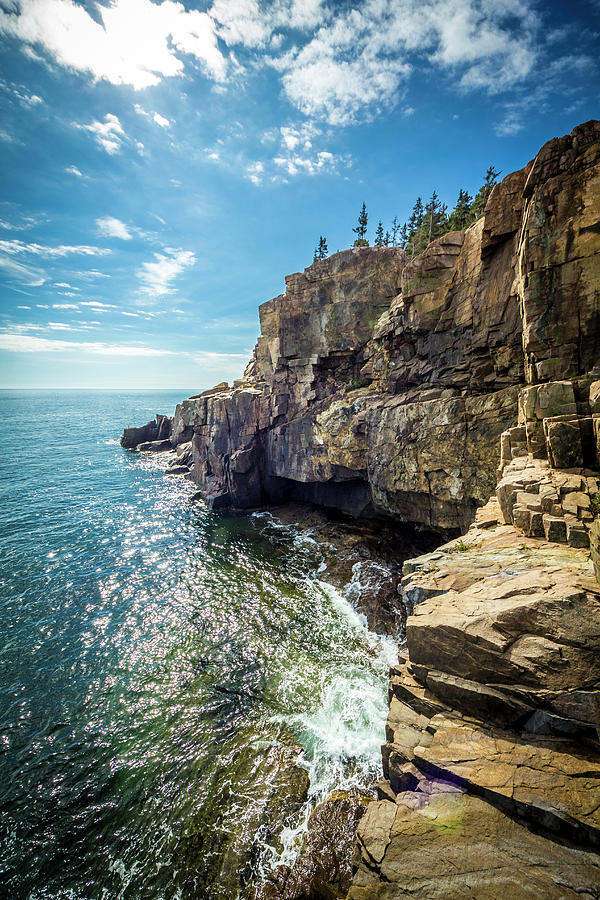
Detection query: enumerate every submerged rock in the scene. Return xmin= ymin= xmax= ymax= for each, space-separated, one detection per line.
xmin=177 ymin=729 xmax=309 ymax=900
xmin=251 ymin=789 xmax=371 ymax=900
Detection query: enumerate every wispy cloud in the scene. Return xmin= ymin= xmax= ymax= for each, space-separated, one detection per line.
xmin=0 ymin=333 xmax=178 ymax=356
xmin=79 ymin=301 xmax=117 ymax=310
xmin=78 ymin=113 xmax=125 ymax=154
xmin=0 ymin=80 xmax=44 ymax=106
xmin=134 ymin=104 xmax=172 ymax=128
xmin=0 ymin=212 xmax=46 ymax=231
xmin=137 ymin=247 xmax=196 ymax=300
xmin=0 ymin=239 xmax=110 ymax=258
xmin=65 ymin=165 xmax=83 ymax=177
xmin=96 ymin=216 xmax=133 ymax=240
xmin=0 ymin=254 xmax=45 ymax=286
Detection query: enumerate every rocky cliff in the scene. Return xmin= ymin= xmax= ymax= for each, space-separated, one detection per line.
xmin=123 ymin=119 xmax=600 ymax=538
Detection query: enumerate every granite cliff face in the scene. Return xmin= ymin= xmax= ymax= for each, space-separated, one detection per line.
xmin=122 ymin=120 xmax=600 ymax=538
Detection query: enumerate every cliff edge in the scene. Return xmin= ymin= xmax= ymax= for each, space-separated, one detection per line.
xmin=123 ymin=119 xmax=600 ymax=538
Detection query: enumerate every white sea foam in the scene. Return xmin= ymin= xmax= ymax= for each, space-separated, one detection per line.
xmin=264 ymin=579 xmax=396 ymax=872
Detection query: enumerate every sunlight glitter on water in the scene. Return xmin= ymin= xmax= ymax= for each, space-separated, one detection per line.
xmin=0 ymin=391 xmax=398 ymax=900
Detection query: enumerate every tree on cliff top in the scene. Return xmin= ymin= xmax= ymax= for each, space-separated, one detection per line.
xmin=353 ymin=202 xmax=369 ymax=246
xmin=448 ymin=188 xmax=473 ymax=231
xmin=375 ymin=221 xmax=385 ymax=246
xmin=470 ymin=166 xmax=501 ymax=220
xmin=313 ymin=235 xmax=328 ymax=261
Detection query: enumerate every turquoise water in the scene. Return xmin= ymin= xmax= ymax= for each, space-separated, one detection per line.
xmin=0 ymin=391 xmax=395 ymax=899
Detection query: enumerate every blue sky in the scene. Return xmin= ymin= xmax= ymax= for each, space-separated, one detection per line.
xmin=0 ymin=0 xmax=598 ymax=389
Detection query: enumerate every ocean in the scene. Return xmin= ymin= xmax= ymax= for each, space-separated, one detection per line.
xmin=0 ymin=390 xmax=396 ymax=899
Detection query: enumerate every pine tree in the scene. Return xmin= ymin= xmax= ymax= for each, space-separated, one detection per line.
xmin=408 ymin=197 xmax=424 ymax=233
xmin=391 ymin=216 xmax=400 ymax=246
xmin=448 ymin=188 xmax=473 ymax=231
xmin=384 ymin=231 xmax=391 ymax=247
xmin=318 ymin=235 xmax=328 ymax=259
xmin=399 ymin=223 xmax=409 ymax=249
xmin=375 ymin=220 xmax=385 ymax=246
xmin=470 ymin=166 xmax=501 ymax=220
xmin=353 ymin=202 xmax=369 ymax=246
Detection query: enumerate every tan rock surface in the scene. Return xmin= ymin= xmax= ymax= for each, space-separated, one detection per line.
xmin=349 ymin=792 xmax=600 ymax=899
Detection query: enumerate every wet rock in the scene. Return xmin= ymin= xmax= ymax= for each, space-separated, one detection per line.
xmin=251 ymin=790 xmax=371 ymax=900
xmin=265 ymin=504 xmax=439 ymax=637
xmin=178 ymin=730 xmax=309 ymax=900
xmin=165 ymin=465 xmax=190 ymax=475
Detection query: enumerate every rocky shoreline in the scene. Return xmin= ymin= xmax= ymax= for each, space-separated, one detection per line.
xmin=122 ymin=120 xmax=600 ymax=898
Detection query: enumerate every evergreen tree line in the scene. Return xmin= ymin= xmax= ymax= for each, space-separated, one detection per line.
xmin=313 ymin=166 xmax=501 ymax=263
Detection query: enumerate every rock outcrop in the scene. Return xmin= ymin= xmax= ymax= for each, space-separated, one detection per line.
xmin=122 ymin=120 xmax=600 ymax=537
xmin=350 ymin=480 xmax=600 ymax=896
xmin=120 ymin=413 xmax=172 ymax=449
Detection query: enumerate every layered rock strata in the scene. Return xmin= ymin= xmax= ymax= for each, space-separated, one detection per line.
xmin=122 ymin=120 xmax=600 ymax=538
xmin=350 ymin=489 xmax=600 ymax=897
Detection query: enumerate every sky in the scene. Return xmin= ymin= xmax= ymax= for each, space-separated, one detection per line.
xmin=0 ymin=0 xmax=598 ymax=390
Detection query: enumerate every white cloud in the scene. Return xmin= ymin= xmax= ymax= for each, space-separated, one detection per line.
xmin=0 ymin=238 xmax=110 ymax=257
xmin=52 ymin=302 xmax=79 ymax=309
xmin=82 ymin=269 xmax=111 ymax=279
xmin=65 ymin=165 xmax=83 ymax=177
xmin=0 ymin=212 xmax=46 ymax=231
xmin=246 ymin=160 xmax=264 ymax=185
xmin=0 ymin=333 xmax=177 ymax=355
xmin=135 ymin=104 xmax=171 ymax=128
xmin=0 ymin=0 xmax=227 ymax=89
xmin=210 ymin=0 xmax=325 ymax=48
xmin=214 ymin=0 xmax=539 ymax=125
xmin=79 ymin=113 xmax=125 ymax=154
xmin=268 ymin=122 xmax=349 ymax=178
xmin=96 ymin=216 xmax=133 ymax=240
xmin=79 ymin=301 xmax=117 ymax=309
xmin=0 ymin=253 xmax=45 ymax=285
xmin=0 ymin=128 xmax=19 ymax=143
xmin=137 ymin=247 xmax=196 ymax=299
xmin=1 ymin=82 xmax=44 ymax=106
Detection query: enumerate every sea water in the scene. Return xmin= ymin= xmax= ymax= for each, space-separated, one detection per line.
xmin=0 ymin=390 xmax=396 ymax=899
